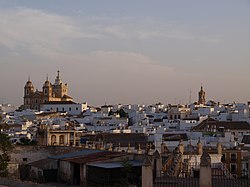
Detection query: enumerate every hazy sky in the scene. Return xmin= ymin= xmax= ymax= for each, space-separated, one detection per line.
xmin=0 ymin=0 xmax=250 ymax=106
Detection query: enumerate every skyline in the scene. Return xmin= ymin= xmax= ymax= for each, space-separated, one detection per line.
xmin=1 ymin=0 xmax=250 ymax=106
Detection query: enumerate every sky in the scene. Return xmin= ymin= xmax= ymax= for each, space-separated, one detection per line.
xmin=0 ymin=0 xmax=250 ymax=106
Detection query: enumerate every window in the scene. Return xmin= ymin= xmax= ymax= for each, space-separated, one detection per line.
xmin=26 ymin=90 xmax=29 ymax=95
xmin=231 ymin=153 xmax=237 ymax=162
xmin=23 ymin=158 xmax=28 ymax=162
xmin=51 ymin=135 xmax=56 ymax=145
xmin=62 ymin=107 xmax=64 ymax=111
xmin=26 ymin=100 xmax=29 ymax=104
xmin=59 ymin=135 xmax=64 ymax=145
xmin=76 ymin=107 xmax=78 ymax=111
xmin=44 ymin=89 xmax=47 ymax=94
xmin=69 ymin=107 xmax=71 ymax=111
xmin=35 ymin=99 xmax=38 ymax=104
xmin=221 ymin=154 xmax=226 ymax=162
xmin=230 ymin=163 xmax=237 ymax=174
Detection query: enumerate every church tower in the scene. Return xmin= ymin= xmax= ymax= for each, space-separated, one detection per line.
xmin=42 ymin=75 xmax=52 ymax=103
xmin=198 ymin=85 xmax=206 ymax=105
xmin=52 ymin=70 xmax=68 ymax=98
xmin=23 ymin=76 xmax=35 ymax=109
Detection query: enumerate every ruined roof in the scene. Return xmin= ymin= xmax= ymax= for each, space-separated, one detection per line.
xmin=63 ymin=151 xmax=126 ymax=164
xmin=48 ymin=149 xmax=104 ymax=160
xmin=28 ymin=159 xmax=58 ymax=169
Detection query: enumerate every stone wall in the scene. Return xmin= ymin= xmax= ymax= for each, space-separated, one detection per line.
xmin=9 ymin=145 xmax=83 ymax=180
xmin=10 ymin=146 xmax=83 ymax=165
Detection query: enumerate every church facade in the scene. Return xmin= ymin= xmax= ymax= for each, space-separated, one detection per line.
xmin=23 ymin=71 xmax=73 ymax=110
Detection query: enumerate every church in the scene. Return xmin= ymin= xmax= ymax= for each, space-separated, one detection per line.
xmin=23 ymin=71 xmax=73 ymax=110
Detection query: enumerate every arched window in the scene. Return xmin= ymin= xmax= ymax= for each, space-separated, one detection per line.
xmin=59 ymin=135 xmax=64 ymax=145
xmin=51 ymin=135 xmax=56 ymax=145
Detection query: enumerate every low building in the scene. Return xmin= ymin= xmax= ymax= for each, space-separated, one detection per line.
xmin=42 ymin=101 xmax=87 ymax=116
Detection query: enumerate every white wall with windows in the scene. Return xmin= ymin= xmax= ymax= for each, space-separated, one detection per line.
xmin=42 ymin=102 xmax=87 ymax=115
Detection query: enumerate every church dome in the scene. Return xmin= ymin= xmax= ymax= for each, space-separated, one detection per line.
xmin=43 ymin=80 xmax=51 ymax=87
xmin=25 ymin=80 xmax=34 ymax=88
xmin=43 ymin=75 xmax=51 ymax=87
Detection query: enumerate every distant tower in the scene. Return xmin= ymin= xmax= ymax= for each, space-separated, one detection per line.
xmin=23 ymin=76 xmax=35 ymax=109
xmin=198 ymin=85 xmax=206 ymax=105
xmin=52 ymin=70 xmax=68 ymax=98
xmin=42 ymin=75 xmax=52 ymax=103
xmin=54 ymin=70 xmax=62 ymax=86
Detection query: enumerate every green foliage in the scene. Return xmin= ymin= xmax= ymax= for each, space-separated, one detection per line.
xmin=19 ymin=138 xmax=37 ymax=146
xmin=118 ymin=109 xmax=127 ymax=118
xmin=0 ymin=133 xmax=13 ymax=177
xmin=120 ymin=157 xmax=134 ymax=185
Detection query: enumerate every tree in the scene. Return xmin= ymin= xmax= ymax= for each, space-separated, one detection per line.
xmin=118 ymin=109 xmax=127 ymax=118
xmin=19 ymin=137 xmax=37 ymax=146
xmin=0 ymin=133 xmax=12 ymax=177
xmin=0 ymin=115 xmax=9 ymax=133
xmin=120 ymin=157 xmax=134 ymax=186
xmin=0 ymin=115 xmax=12 ymax=177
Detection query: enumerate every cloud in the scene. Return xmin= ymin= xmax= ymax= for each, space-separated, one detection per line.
xmin=0 ymin=7 xmax=103 ymax=57
xmin=0 ymin=6 xmax=220 ymax=61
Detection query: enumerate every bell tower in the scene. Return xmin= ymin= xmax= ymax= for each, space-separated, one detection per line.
xmin=43 ymin=75 xmax=52 ymax=103
xmin=198 ymin=85 xmax=206 ymax=105
xmin=24 ymin=76 xmax=34 ymax=109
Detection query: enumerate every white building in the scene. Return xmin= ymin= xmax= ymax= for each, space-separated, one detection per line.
xmin=42 ymin=101 xmax=87 ymax=115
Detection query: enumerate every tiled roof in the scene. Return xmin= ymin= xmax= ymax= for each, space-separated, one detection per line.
xmin=62 ymin=95 xmax=73 ymax=99
xmin=43 ymin=101 xmax=76 ymax=105
xmin=162 ymin=133 xmax=188 ymax=141
xmin=87 ymin=160 xmax=143 ymax=169
xmin=96 ymin=133 xmax=148 ymax=148
xmin=192 ymin=118 xmax=250 ymax=131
